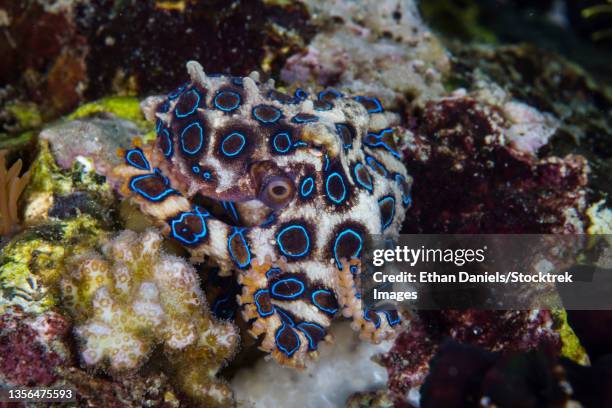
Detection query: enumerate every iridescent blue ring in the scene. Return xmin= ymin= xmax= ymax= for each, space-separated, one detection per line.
xmin=220 ymin=132 xmax=246 ymax=157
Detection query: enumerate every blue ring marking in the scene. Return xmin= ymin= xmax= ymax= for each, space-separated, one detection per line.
xmin=231 ymin=77 xmax=244 ymax=87
xmin=202 ymin=171 xmax=212 ymax=180
xmin=311 ymin=290 xmax=338 ymax=314
xmin=394 ymin=174 xmax=411 ymax=206
xmin=276 ymin=308 xmax=296 ymax=326
xmin=354 ymin=95 xmax=384 ymax=113
xmin=213 ymin=90 xmax=241 ymax=112
xmin=160 ymin=129 xmax=173 ymax=158
xmin=192 ymin=166 xmax=200 ymax=174
xmin=297 ymin=322 xmax=326 ymax=351
xmin=159 ymin=101 xmax=170 ymax=113
xmin=364 ymin=129 xmax=401 ymax=159
xmin=384 ymin=310 xmax=401 ymax=326
xmin=293 ymin=141 xmax=308 ymax=148
xmin=265 ymin=267 xmax=282 ymax=279
xmin=276 ymin=225 xmax=311 ymax=258
xmin=156 ymin=119 xmax=162 ymax=133
xmin=129 ymin=169 xmax=176 ymax=202
xmin=325 ymin=172 xmax=347 ymax=204
xmin=175 ymin=88 xmax=201 ymax=118
xmin=291 ymin=114 xmax=319 ymax=124
xmin=333 ymin=228 xmax=363 ymax=269
xmin=378 ymin=196 xmax=396 ymax=230
xmin=220 ymin=132 xmax=246 ymax=157
xmin=365 ymin=155 xmax=388 ymax=177
xmin=170 ymin=206 xmax=210 ymax=245
xmin=252 ymin=105 xmax=282 ymax=124
xmin=260 ymin=213 xmax=276 ymax=227
xmin=353 ymin=163 xmax=373 ymax=192
xmin=335 ymin=123 xmax=353 ymax=150
xmin=318 ymin=89 xmax=343 ymax=100
xmin=125 ymin=148 xmax=150 ymax=171
xmin=299 ymin=177 xmax=315 ymax=198
xmin=349 ymin=265 xmax=358 ymax=275
xmin=270 ymin=278 xmax=305 ymax=300
xmin=275 ymin=324 xmax=301 ymax=357
xmin=227 ymin=227 xmax=251 ymax=269
xmin=323 ymin=154 xmax=330 ymax=172
xmin=314 ymin=100 xmax=333 ymax=111
xmin=363 ymin=309 xmax=382 ymax=329
xmin=272 ymin=132 xmax=292 ymax=154
xmin=294 ymin=88 xmax=308 ymax=101
xmin=222 ymin=201 xmax=240 ymax=223
xmin=254 ymin=290 xmax=274 ymax=317
xmin=168 ymin=84 xmax=186 ymax=100
xmin=180 ymin=122 xmax=204 ymax=156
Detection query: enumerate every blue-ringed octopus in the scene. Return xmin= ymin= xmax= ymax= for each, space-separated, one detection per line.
xmin=111 ymin=61 xmax=412 ymax=367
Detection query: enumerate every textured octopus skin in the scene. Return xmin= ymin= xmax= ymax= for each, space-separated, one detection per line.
xmin=112 ymin=61 xmax=412 ymax=367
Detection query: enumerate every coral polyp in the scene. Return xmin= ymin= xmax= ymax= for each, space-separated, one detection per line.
xmin=61 ymin=229 xmax=238 ymax=406
xmin=111 ymin=60 xmax=411 ymax=367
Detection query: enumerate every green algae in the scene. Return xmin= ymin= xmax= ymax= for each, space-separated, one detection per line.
xmin=0 ymin=137 xmax=117 ymax=314
xmin=6 ymin=102 xmax=43 ymax=130
xmin=552 ymin=309 xmax=588 ymax=365
xmin=67 ymin=96 xmax=155 ymax=142
xmin=25 ymin=139 xmax=113 ymax=200
xmin=0 ymin=215 xmax=109 ymax=314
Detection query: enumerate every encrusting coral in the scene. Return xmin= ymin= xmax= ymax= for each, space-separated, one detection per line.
xmin=61 ymin=229 xmax=238 ymax=407
xmin=0 ymin=150 xmax=31 ymax=237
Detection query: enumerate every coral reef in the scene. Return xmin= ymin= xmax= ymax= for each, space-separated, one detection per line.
xmin=414 ymin=340 xmax=612 ymax=408
xmin=40 ymin=114 xmax=143 ymax=176
xmin=451 ymin=43 xmax=612 ymax=206
xmin=0 ymin=306 xmax=181 ymax=408
xmin=281 ymin=0 xmax=449 ymax=109
xmin=377 ymin=310 xmax=562 ymax=404
xmin=0 ymin=150 xmax=31 ymax=237
xmin=0 ymin=0 xmax=88 ymax=135
xmin=0 ymin=215 xmax=106 ymax=315
xmin=61 ymin=229 xmax=238 ymax=407
xmin=0 ymin=0 xmax=313 ymax=137
xmin=0 ymin=305 xmax=70 ymax=387
xmin=0 ymin=1 xmax=610 ymax=407
xmin=401 ymin=96 xmax=589 ymax=234
xmin=21 ymin=138 xmax=117 ymax=229
xmin=111 ymin=60 xmax=410 ymax=367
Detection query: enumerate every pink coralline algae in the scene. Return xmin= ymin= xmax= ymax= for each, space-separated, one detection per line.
xmin=378 ymin=310 xmax=560 ymax=402
xmin=0 ymin=306 xmax=70 ymax=386
xmin=401 ymin=96 xmax=589 ymax=234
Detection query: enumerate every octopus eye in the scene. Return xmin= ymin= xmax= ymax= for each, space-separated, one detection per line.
xmin=259 ymin=176 xmax=295 ymax=209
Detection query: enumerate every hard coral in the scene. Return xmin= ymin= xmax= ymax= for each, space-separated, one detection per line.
xmin=61 ymin=229 xmax=238 ymax=407
xmin=0 ymin=150 xmax=31 ymax=237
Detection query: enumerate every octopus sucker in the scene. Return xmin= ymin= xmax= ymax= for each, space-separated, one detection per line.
xmin=111 ymin=60 xmax=411 ymax=367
